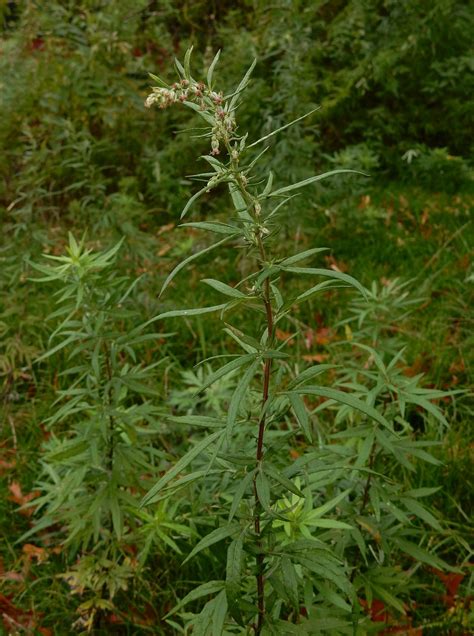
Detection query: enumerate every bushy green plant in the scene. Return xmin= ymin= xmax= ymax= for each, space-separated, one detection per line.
xmin=401 ymin=145 xmax=472 ymax=193
xmin=26 ymin=235 xmax=186 ymax=629
xmin=141 ymin=49 xmax=456 ymax=635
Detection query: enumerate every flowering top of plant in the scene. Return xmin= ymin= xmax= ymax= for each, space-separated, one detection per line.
xmin=145 ymin=48 xmax=235 ymax=156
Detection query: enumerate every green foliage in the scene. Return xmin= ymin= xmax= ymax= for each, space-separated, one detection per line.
xmin=0 ymin=4 xmax=472 ymax=634
xmin=141 ymin=49 xmax=460 ymax=634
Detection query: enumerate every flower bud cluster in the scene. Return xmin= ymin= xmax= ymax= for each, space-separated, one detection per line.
xmin=210 ymin=108 xmax=236 ymax=156
xmin=145 ymin=79 xmax=223 ymax=111
xmin=145 ymin=77 xmax=234 ymax=156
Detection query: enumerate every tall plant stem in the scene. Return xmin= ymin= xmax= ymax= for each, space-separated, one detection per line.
xmin=103 ymin=342 xmax=116 ymax=472
xmin=233 ymin=156 xmax=275 ymax=634
xmin=254 ymin=234 xmax=274 ymax=635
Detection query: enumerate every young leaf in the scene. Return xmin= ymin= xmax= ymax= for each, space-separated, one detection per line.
xmin=255 ymin=470 xmax=271 ymax=510
xmin=307 ymin=488 xmax=351 ymax=519
xmin=180 ymin=221 xmax=238 ymax=235
xmin=226 ymin=359 xmax=260 ymax=440
xmin=295 ymin=386 xmax=390 ymax=430
xmin=141 ymin=430 xmax=224 ymax=506
xmin=183 ymin=525 xmax=238 ymax=564
xmin=229 ymin=469 xmax=257 ymax=521
xmin=268 ymin=170 xmax=367 ymax=197
xmin=164 ymin=580 xmax=225 ymax=618
xmin=207 ymin=49 xmax=221 ymax=87
xmin=161 ymin=234 xmax=236 ymax=296
xmin=282 ymin=267 xmax=367 ymax=299
xmin=280 ymin=247 xmax=328 ymax=267
xmin=202 ymin=278 xmax=247 ymax=299
xmin=144 ymin=304 xmax=227 ymax=326
xmin=195 ymin=354 xmax=258 ymax=396
xmin=247 ymin=107 xmax=321 ymax=150
xmin=228 ymin=59 xmax=257 ymax=110
xmin=288 ymin=393 xmax=312 ymax=442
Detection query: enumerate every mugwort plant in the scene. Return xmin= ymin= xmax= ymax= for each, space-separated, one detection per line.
xmin=142 ymin=49 xmax=454 ymax=635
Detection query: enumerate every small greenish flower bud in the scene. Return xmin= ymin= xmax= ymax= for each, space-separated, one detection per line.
xmin=211 ymin=137 xmax=220 ymax=155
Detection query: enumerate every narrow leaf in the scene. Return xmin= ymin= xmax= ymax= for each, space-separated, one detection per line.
xmin=161 ymin=235 xmax=235 ymax=296
xmin=288 ymin=393 xmax=312 ymax=442
xmin=280 ymin=247 xmax=328 ymax=266
xmin=296 ymin=386 xmax=390 ymax=430
xmin=269 ymin=170 xmax=367 ymax=198
xmin=226 ymin=360 xmax=260 ymax=440
xmin=202 ymin=278 xmax=247 ymax=299
xmin=141 ymin=430 xmax=224 ymax=506
xmin=183 ymin=525 xmax=238 ymax=564
xmin=247 ymin=107 xmax=321 ymax=149
xmin=196 ymin=354 xmax=257 ymax=395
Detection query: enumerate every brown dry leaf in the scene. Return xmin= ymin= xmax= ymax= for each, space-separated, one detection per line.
xmin=275 ymin=328 xmax=295 ymax=345
xmin=0 ymin=557 xmax=24 ymax=583
xmin=158 ymin=244 xmax=172 ymax=257
xmin=8 ymin=482 xmax=40 ymax=516
xmin=0 ymin=457 xmax=16 ymax=474
xmin=324 ymin=255 xmax=348 ymax=273
xmin=0 ymin=593 xmax=38 ymax=633
xmin=22 ymin=544 xmax=48 ymax=564
xmin=302 ymin=354 xmax=329 ymax=363
xmin=157 ymin=222 xmax=175 ymax=235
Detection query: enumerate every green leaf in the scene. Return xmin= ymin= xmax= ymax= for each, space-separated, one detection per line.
xmin=255 ymin=470 xmax=271 ymax=510
xmin=211 ymin=589 xmax=228 ymax=636
xmin=396 ymin=538 xmax=450 ymax=570
xmin=161 ymin=235 xmax=235 ymax=296
xmin=180 ymin=221 xmax=238 ymax=235
xmin=307 ymin=488 xmax=351 ymax=519
xmin=144 ymin=304 xmax=227 ymax=326
xmin=305 ymin=519 xmax=353 ymax=530
xmin=247 ymin=107 xmax=321 ymax=150
xmin=296 ymin=386 xmax=390 ymax=430
xmin=226 ymin=359 xmax=260 ymax=440
xmin=317 ymin=583 xmax=352 ymax=612
xmin=371 ymin=585 xmax=406 ymax=615
xmin=183 ymin=46 xmax=193 ymax=78
xmin=183 ymin=100 xmax=216 ymax=125
xmin=149 ymin=72 xmax=169 ymax=88
xmin=183 ymin=525 xmax=238 ymax=564
xmin=229 ymin=469 xmax=256 ymax=521
xmin=264 ymin=463 xmax=304 ymax=497
xmin=36 ymin=334 xmax=78 ymax=361
xmin=202 ymin=278 xmax=247 ymax=299
xmin=226 ymin=535 xmax=243 ymax=599
xmin=228 ymin=181 xmax=252 ymax=221
xmin=141 ymin=430 xmax=224 ymax=506
xmin=196 ymin=354 xmax=257 ymax=395
xmin=165 ymin=415 xmax=225 ymax=429
xmin=281 ymin=557 xmax=299 ymax=609
xmin=45 ymin=440 xmax=89 ymax=462
xmin=228 ymin=58 xmax=257 ymax=110
xmin=401 ymin=497 xmax=442 ymax=530
xmin=288 ymin=393 xmax=312 ymax=442
xmin=287 ymin=365 xmax=337 ymax=390
xmin=280 ymin=247 xmax=328 ymax=266
xmin=291 ymin=280 xmax=343 ymax=306
xmin=268 ymin=170 xmax=367 ymax=197
xmin=402 ymin=393 xmax=449 ymax=428
xmin=164 ymin=580 xmax=225 ymax=618
xmin=207 ymin=49 xmax=221 ymax=87
xmin=282 ymin=267 xmax=367 ymax=299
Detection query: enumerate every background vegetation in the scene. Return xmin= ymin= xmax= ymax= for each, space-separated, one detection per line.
xmin=0 ymin=1 xmax=472 ymax=634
